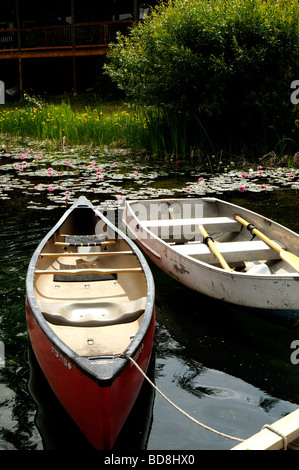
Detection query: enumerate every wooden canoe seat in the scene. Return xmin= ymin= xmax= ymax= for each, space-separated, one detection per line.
xmin=172 ymin=240 xmax=286 ymax=264
xmin=40 ymin=297 xmax=147 ymax=327
xmin=142 ymin=217 xmax=240 ymax=232
xmin=54 ymin=234 xmax=117 ymax=247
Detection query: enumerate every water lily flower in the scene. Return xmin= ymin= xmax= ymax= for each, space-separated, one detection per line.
xmin=48 ymin=185 xmax=55 ymax=191
xmin=289 ymin=173 xmax=295 ymax=178
xmin=261 ymin=184 xmax=266 ymax=189
xmin=134 ymin=171 xmax=139 ymax=176
xmin=241 ymin=172 xmax=247 ymax=179
xmin=257 ymin=170 xmax=263 ymax=176
xmin=13 ymin=163 xmax=19 ymax=169
xmin=198 ymin=177 xmax=204 ymax=182
xmin=113 ymin=161 xmax=119 ymax=166
xmin=34 ymin=185 xmax=39 ymax=190
xmin=116 ymin=195 xmax=125 ymax=200
xmin=239 ymin=185 xmax=246 ymax=192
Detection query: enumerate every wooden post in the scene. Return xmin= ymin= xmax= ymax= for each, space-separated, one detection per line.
xmin=133 ymin=0 xmax=138 ymax=21
xmin=73 ymin=56 xmax=77 ymax=96
xmin=15 ymin=0 xmax=23 ymax=101
xmin=18 ymin=58 xmax=23 ymax=100
xmin=71 ymin=0 xmax=77 ymax=95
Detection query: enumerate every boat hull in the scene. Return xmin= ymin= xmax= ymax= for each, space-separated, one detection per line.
xmin=26 ymin=297 xmax=155 ymax=449
xmin=26 ymin=196 xmax=155 ymax=449
xmin=124 ymin=197 xmax=299 ymax=328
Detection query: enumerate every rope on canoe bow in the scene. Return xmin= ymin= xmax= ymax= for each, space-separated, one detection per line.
xmin=119 ymin=352 xmax=244 ymax=444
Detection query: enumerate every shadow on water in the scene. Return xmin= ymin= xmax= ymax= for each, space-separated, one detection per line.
xmin=0 ymin=158 xmax=298 ymax=449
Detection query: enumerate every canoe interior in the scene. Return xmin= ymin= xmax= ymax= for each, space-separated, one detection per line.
xmin=128 ymin=197 xmax=299 ymax=275
xmin=34 ymin=207 xmax=148 ymax=357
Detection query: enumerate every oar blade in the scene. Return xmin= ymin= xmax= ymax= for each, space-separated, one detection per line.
xmin=280 ymin=251 xmax=299 ymax=273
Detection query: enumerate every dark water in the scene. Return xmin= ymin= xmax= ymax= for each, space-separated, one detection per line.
xmin=0 ymin=177 xmax=299 ymax=450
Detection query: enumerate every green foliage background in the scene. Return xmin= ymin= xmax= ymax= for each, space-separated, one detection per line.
xmin=105 ymin=0 xmax=299 ymax=156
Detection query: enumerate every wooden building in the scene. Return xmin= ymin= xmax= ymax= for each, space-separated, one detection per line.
xmin=0 ymin=1 xmax=156 ymax=97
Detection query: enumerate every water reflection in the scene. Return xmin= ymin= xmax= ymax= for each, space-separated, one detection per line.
xmin=0 ymin=165 xmax=298 ymax=449
xmin=27 ymin=342 xmax=155 ymax=451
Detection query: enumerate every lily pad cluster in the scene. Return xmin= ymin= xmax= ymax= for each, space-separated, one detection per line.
xmin=0 ymin=145 xmax=297 ymax=210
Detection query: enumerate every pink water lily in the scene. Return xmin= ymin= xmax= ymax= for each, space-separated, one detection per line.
xmin=239 ymin=185 xmax=246 ymax=192
xmin=48 ymin=185 xmax=55 ymax=191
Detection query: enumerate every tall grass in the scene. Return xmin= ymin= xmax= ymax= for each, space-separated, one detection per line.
xmin=0 ymin=100 xmax=192 ymax=157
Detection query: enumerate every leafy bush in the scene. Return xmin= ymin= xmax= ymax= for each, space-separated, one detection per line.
xmin=105 ymin=0 xmax=299 ymax=153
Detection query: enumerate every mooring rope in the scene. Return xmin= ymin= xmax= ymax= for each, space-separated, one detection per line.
xmin=121 ymin=352 xmax=244 ymax=444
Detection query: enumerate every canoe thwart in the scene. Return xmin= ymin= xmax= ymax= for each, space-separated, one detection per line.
xmin=39 ymin=251 xmax=134 ymax=258
xmin=40 ymin=297 xmax=147 ymax=327
xmin=34 ymin=267 xmax=143 ymax=275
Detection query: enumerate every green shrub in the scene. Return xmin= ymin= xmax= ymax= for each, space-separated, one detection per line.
xmin=105 ymin=0 xmax=299 ymax=153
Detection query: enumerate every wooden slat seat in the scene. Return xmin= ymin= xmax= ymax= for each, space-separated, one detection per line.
xmin=39 ymin=251 xmax=134 ymax=258
xmin=34 ymin=267 xmax=143 ymax=275
xmin=172 ymin=240 xmax=285 ymax=264
xmin=142 ymin=217 xmax=240 ymax=232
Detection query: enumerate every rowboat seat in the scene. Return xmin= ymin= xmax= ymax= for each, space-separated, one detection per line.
xmin=142 ymin=217 xmax=240 ymax=232
xmin=40 ymin=297 xmax=147 ymax=327
xmin=172 ymin=240 xmax=286 ymax=264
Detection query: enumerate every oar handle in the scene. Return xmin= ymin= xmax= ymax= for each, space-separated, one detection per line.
xmin=198 ymin=224 xmax=232 ymax=271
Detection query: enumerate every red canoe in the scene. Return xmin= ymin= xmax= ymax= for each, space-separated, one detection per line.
xmin=26 ymin=196 xmax=155 ymax=449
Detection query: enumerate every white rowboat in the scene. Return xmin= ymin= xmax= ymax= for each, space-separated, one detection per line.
xmin=123 ymin=197 xmax=299 ymax=327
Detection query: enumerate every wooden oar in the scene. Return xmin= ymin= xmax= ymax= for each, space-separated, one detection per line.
xmin=233 ymin=213 xmax=299 ymax=273
xmin=198 ymin=224 xmax=232 ymax=271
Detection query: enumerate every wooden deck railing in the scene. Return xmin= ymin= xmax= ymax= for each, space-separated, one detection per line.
xmin=0 ymin=20 xmax=133 ymax=58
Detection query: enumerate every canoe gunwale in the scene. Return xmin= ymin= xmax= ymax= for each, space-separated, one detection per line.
xmin=26 ymin=196 xmax=155 ymax=386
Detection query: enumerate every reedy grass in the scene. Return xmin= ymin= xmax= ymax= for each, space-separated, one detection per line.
xmin=0 ymin=100 xmax=190 ymax=157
